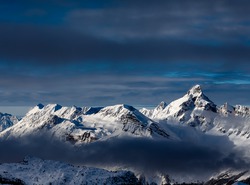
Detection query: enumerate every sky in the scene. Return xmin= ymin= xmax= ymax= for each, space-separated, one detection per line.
xmin=0 ymin=0 xmax=250 ymax=115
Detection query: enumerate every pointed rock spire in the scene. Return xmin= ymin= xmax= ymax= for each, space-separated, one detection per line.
xmin=187 ymin=84 xmax=202 ymax=97
xmin=156 ymin=101 xmax=167 ymax=110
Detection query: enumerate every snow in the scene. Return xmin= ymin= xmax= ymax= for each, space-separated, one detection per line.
xmin=0 ymin=156 xmax=140 ymax=185
xmin=0 ymin=112 xmax=19 ymax=132
xmin=1 ymin=84 xmax=250 ymax=146
xmin=0 ymin=103 xmax=171 ymax=143
xmin=0 ymin=84 xmax=249 ymax=147
xmin=0 ymin=84 xmax=250 ymax=184
xmin=140 ymin=85 xmax=217 ymax=132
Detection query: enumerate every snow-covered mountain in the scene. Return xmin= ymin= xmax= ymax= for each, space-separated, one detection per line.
xmin=140 ymin=85 xmax=250 ymax=144
xmin=82 ymin=104 xmax=171 ymax=139
xmin=0 ymin=103 xmax=172 ymax=143
xmin=141 ymin=85 xmax=218 ymax=131
xmin=0 ymin=156 xmax=140 ymax=185
xmin=0 ymin=84 xmax=249 ymax=144
xmin=0 ymin=84 xmax=250 ymax=184
xmin=219 ymin=103 xmax=250 ymax=117
xmin=0 ymin=84 xmax=250 ymax=144
xmin=205 ymin=170 xmax=250 ymax=185
xmin=1 ymin=156 xmax=250 ymax=185
xmin=0 ymin=112 xmax=19 ymax=132
xmin=0 ymin=104 xmax=91 ymax=143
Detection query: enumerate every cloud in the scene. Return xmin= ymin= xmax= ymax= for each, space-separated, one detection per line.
xmin=0 ymin=22 xmax=250 ymax=76
xmin=66 ymin=0 xmax=250 ymax=40
xmin=0 ymin=0 xmax=250 ymax=106
xmin=1 ymin=1 xmax=250 ymax=70
xmin=0 ymin=133 xmax=248 ymax=181
xmin=0 ymin=72 xmax=249 ymax=107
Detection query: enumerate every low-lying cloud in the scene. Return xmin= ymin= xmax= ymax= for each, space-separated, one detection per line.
xmin=0 ymin=134 xmax=248 ymax=180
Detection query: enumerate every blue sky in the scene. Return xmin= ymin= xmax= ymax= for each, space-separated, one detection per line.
xmin=0 ymin=0 xmax=250 ymax=114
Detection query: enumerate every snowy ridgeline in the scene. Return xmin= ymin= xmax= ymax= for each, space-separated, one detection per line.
xmin=0 ymin=84 xmax=249 ymax=144
xmin=0 ymin=85 xmax=250 ymax=184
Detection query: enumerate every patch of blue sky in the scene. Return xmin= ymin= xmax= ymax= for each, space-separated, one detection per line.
xmin=163 ymin=72 xmax=191 ymax=78
xmin=215 ymin=80 xmax=250 ymax=85
xmin=163 ymin=71 xmax=221 ymax=78
xmin=195 ymin=72 xmax=218 ymax=77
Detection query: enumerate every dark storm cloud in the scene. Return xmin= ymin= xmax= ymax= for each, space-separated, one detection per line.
xmin=1 ymin=23 xmax=250 ymax=68
xmin=0 ymin=0 xmax=250 ymax=106
xmin=0 ymin=134 xmax=248 ymax=180
xmin=0 ymin=24 xmax=115 ymax=63
xmin=0 ymin=0 xmax=250 ymax=67
xmin=67 ymin=0 xmax=250 ymax=40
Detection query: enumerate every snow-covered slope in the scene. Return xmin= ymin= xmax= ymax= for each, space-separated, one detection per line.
xmin=0 ymin=156 xmax=140 ymax=185
xmin=82 ymin=104 xmax=171 ymax=139
xmin=202 ymin=102 xmax=250 ymax=146
xmin=1 ymin=157 xmax=250 ymax=185
xmin=0 ymin=104 xmax=94 ymax=143
xmin=0 ymin=85 xmax=249 ymax=144
xmin=141 ymin=85 xmax=218 ymax=131
xmin=139 ymin=85 xmax=250 ymax=146
xmin=219 ymin=103 xmax=250 ymax=118
xmin=0 ymin=104 xmax=172 ymax=143
xmin=205 ymin=170 xmax=250 ymax=185
xmin=0 ymin=112 xmax=19 ymax=132
xmin=0 ymin=85 xmax=250 ymax=184
xmin=140 ymin=101 xmax=167 ymax=119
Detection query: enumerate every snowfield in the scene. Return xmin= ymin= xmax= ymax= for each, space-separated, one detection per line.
xmin=0 ymin=156 xmax=140 ymax=185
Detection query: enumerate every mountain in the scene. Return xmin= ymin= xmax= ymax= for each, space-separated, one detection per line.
xmin=0 ymin=85 xmax=249 ymax=144
xmin=1 ymin=157 xmax=250 ymax=185
xmin=139 ymin=85 xmax=250 ymax=145
xmin=0 ymin=156 xmax=140 ymax=185
xmin=0 ymin=104 xmax=92 ymax=143
xmin=205 ymin=170 xmax=250 ymax=185
xmin=140 ymin=101 xmax=167 ymax=119
xmin=212 ymin=104 xmax=250 ymax=142
xmin=0 ymin=103 xmax=172 ymax=143
xmin=1 ymin=84 xmax=249 ymax=143
xmin=141 ymin=85 xmax=218 ymax=131
xmin=219 ymin=103 xmax=250 ymax=117
xmin=0 ymin=112 xmax=19 ymax=132
xmin=0 ymin=85 xmax=250 ymax=184
xmin=82 ymin=104 xmax=171 ymax=139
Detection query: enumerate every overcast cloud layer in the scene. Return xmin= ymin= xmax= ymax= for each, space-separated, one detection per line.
xmin=0 ymin=134 xmax=249 ymax=181
xmin=0 ymin=0 xmax=250 ymax=109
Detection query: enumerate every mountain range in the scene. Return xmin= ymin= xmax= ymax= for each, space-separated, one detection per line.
xmin=0 ymin=85 xmax=250 ymax=184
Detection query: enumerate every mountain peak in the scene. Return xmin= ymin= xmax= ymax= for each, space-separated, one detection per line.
xmin=187 ymin=84 xmax=202 ymax=97
xmin=220 ymin=102 xmax=235 ymax=115
xmin=156 ymin=101 xmax=167 ymax=110
xmin=122 ymin=104 xmax=136 ymax=111
xmin=46 ymin=104 xmax=62 ymax=112
xmin=36 ymin=103 xmax=44 ymax=109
